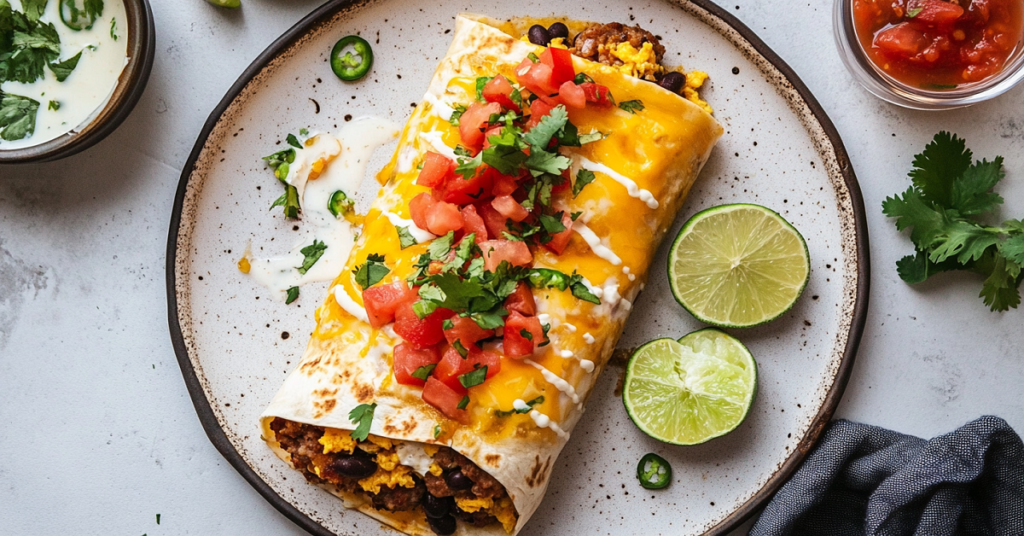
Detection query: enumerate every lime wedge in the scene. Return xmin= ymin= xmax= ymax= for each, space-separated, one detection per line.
xmin=668 ymin=204 xmax=810 ymax=328
xmin=623 ymin=328 xmax=757 ymax=445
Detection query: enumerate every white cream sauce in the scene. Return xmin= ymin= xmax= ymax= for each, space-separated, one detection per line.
xmin=423 ymin=92 xmax=455 ymax=121
xmin=395 ymin=442 xmax=435 ymax=477
xmin=419 ymin=130 xmax=458 ymax=160
xmin=527 ymin=410 xmax=568 ymax=439
xmin=573 ymin=222 xmax=622 ymax=266
xmin=525 ymin=359 xmax=580 ymax=405
xmin=583 ymin=333 xmax=595 ymax=345
xmin=1 ymin=0 xmax=129 ymax=150
xmin=333 ymin=286 xmax=369 ymax=323
xmin=247 ymin=117 xmax=400 ymax=302
xmin=570 ymin=154 xmax=659 ymax=209
xmin=579 ymin=359 xmax=595 ymax=373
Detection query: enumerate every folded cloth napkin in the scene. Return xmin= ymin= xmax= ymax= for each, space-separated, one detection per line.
xmin=750 ymin=416 xmax=1024 ymax=536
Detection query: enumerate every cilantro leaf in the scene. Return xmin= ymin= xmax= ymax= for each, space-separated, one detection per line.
xmin=573 ymin=169 xmax=596 ymax=198
xmin=459 ymin=365 xmax=488 ymax=388
xmin=0 ymin=93 xmax=39 ymax=141
xmin=524 ymin=148 xmax=571 ymax=177
xmin=470 ymin=311 xmax=505 ymax=329
xmin=286 ymin=133 xmax=302 ymax=149
xmin=979 ymin=254 xmax=1022 ymax=312
xmin=618 ymin=99 xmax=645 ymax=114
xmin=539 ymin=212 xmax=566 ymax=234
xmin=448 ymin=103 xmax=467 ymax=127
xmin=452 ymin=339 xmax=469 ymax=357
xmin=570 ymin=279 xmax=601 ymax=304
xmin=475 ymin=76 xmax=494 ymax=101
xmin=457 ymin=395 xmax=470 ymax=410
xmin=895 ymin=252 xmax=959 ymax=284
xmin=951 ymin=157 xmax=1004 ymax=216
xmin=285 ymin=286 xmax=300 ymax=304
xmin=22 ymin=0 xmax=47 ymax=22
xmin=999 ymin=232 xmax=1024 ymax=265
xmin=433 ymin=424 xmax=442 ymax=438
xmin=526 ymin=268 xmax=571 ymax=291
xmin=455 ymin=151 xmax=483 ymax=180
xmin=411 ymin=364 xmax=436 ymax=381
xmin=882 ymin=187 xmax=949 ymax=250
xmin=495 ymin=395 xmax=545 ymax=417
xmin=428 ymin=232 xmax=455 ymax=261
xmin=928 ymin=221 xmax=999 ymax=264
xmin=522 ymin=105 xmax=568 ymax=148
xmin=348 ymin=403 xmax=377 ymax=441
xmin=48 ymin=50 xmax=81 ymax=82
xmin=269 ymin=184 xmax=300 ymax=219
xmin=909 ymin=131 xmax=972 ymax=208
xmin=578 ymin=131 xmax=604 ymax=145
xmin=396 ymin=225 xmax=417 ymax=249
xmin=482 ymin=132 xmax=528 ymax=175
xmin=2 ymin=18 xmax=61 ymax=83
xmin=296 ymin=240 xmax=328 ymax=275
xmin=352 ymin=253 xmax=389 ymax=289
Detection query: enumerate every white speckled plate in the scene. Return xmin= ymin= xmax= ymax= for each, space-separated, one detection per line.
xmin=166 ymin=1 xmax=869 ymax=534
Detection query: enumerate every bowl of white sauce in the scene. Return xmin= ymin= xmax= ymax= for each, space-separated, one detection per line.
xmin=0 ymin=0 xmax=154 ymax=164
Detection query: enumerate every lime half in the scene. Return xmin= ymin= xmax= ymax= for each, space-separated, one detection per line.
xmin=623 ymin=328 xmax=757 ymax=445
xmin=669 ymin=204 xmax=810 ymax=328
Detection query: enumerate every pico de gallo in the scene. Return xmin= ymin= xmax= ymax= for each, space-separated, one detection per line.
xmin=356 ymin=47 xmax=627 ymax=424
xmin=853 ymin=0 xmax=1024 ymax=88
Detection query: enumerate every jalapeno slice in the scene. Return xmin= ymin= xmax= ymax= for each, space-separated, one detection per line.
xmin=636 ymin=453 xmax=672 ymax=490
xmin=331 ymin=36 xmax=373 ymax=81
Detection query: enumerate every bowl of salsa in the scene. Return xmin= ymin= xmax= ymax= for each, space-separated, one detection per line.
xmin=835 ymin=0 xmax=1024 ymax=109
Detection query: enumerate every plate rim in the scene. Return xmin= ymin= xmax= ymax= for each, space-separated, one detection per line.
xmin=165 ymin=1 xmax=870 ymax=534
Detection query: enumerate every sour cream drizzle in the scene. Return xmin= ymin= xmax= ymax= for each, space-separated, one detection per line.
xmin=384 ymin=211 xmax=436 ymax=243
xmin=573 ymin=222 xmax=622 ymax=266
xmin=247 ymin=117 xmax=400 ymax=302
xmin=423 ymin=92 xmax=455 ymax=121
xmin=573 ymin=155 xmax=659 ymax=209
xmin=525 ymin=359 xmax=580 ymax=405
xmin=419 ymin=130 xmax=458 ymax=160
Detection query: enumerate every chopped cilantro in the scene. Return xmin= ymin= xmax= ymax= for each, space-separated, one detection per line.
xmin=495 ymin=395 xmax=544 ymax=417
xmin=457 ymin=395 xmax=470 ymax=410
xmin=570 ymin=276 xmax=601 ymax=304
xmin=411 ymin=364 xmax=436 ymax=381
xmin=578 ymin=131 xmax=604 ymax=144
xmin=574 ymin=73 xmax=594 ymax=84
xmin=433 ymin=424 xmax=442 ymax=438
xmin=348 ymin=403 xmax=377 ymax=441
xmin=285 ymin=286 xmax=299 ymax=304
xmin=442 ymin=318 xmax=454 ymax=330
xmin=286 ymin=133 xmax=302 ymax=149
xmin=352 ymin=253 xmax=390 ymax=290
xmin=539 ymin=212 xmax=567 ymax=234
xmin=459 ymin=366 xmax=488 ymax=388
xmin=296 ymin=240 xmax=327 ymax=275
xmin=618 ymin=99 xmax=645 ymax=114
xmin=527 ymin=52 xmax=540 ymax=63
xmin=0 ymin=94 xmax=39 ymax=141
xmin=452 ymin=339 xmax=469 ymax=358
xmin=48 ymin=50 xmax=81 ymax=82
xmin=522 ymin=105 xmax=568 ymax=148
xmin=573 ymin=169 xmax=596 ymax=197
xmin=448 ymin=103 xmax=467 ymax=127
xmin=47 ymin=99 xmax=58 ymax=111
xmin=519 ymin=328 xmax=533 ymax=341
xmin=524 ymin=148 xmax=571 ymax=177
xmin=428 ymin=231 xmax=456 ymax=261
xmin=396 ymin=225 xmax=417 ymax=249
xmin=475 ymin=76 xmax=494 ymax=101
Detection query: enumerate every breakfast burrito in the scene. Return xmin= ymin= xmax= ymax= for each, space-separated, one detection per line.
xmin=260 ymin=14 xmax=723 ymax=535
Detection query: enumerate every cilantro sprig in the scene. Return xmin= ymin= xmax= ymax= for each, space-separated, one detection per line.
xmin=883 ymin=132 xmax=1024 ymax=311
xmin=348 ymin=403 xmax=377 ymax=441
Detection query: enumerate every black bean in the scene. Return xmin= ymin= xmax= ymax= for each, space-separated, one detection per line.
xmin=423 ymin=494 xmax=451 ymax=519
xmin=445 ymin=470 xmax=473 ymax=491
xmin=428 ymin=513 xmax=457 ymax=535
xmin=659 ymin=72 xmax=686 ymax=93
xmin=547 ymin=22 xmax=569 ymax=40
xmin=328 ymin=454 xmax=377 ymax=478
xmin=528 ymin=24 xmax=551 ymax=46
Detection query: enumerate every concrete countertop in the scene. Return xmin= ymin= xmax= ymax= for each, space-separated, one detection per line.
xmin=1 ymin=1 xmax=1021 ymax=534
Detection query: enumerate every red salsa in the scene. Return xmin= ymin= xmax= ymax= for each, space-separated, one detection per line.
xmin=853 ymin=0 xmax=1024 ymax=88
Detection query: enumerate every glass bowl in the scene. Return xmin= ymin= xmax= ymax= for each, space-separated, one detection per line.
xmin=833 ymin=0 xmax=1024 ymax=110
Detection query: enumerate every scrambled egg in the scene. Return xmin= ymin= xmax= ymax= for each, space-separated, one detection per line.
xmin=602 ymin=41 xmax=665 ymax=81
xmin=683 ymin=70 xmax=713 ymax=114
xmin=375 ymin=450 xmax=401 ymax=471
xmin=423 ymin=445 xmax=440 ymax=457
xmin=492 ymin=497 xmax=518 ymax=533
xmin=359 ymin=464 xmax=417 ymax=494
xmin=428 ymin=462 xmax=443 ymax=476
xmin=455 ymin=495 xmax=493 ymax=513
xmin=367 ymin=434 xmax=394 ymax=451
xmin=319 ymin=428 xmax=356 ymax=455
xmin=549 ymin=37 xmax=568 ymax=49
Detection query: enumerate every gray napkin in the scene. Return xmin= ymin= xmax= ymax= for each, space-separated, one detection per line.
xmin=750 ymin=416 xmax=1024 ymax=536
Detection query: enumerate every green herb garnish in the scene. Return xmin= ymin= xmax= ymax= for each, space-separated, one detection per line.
xmin=618 ymin=99 xmax=645 ymax=114
xmin=411 ymin=364 xmax=436 ymax=381
xmin=296 ymin=240 xmax=327 ymax=275
xmin=396 ymin=225 xmax=418 ymax=249
xmin=352 ymin=253 xmax=390 ymax=290
xmin=348 ymin=403 xmax=377 ymax=441
xmin=285 ymin=286 xmax=300 ymax=304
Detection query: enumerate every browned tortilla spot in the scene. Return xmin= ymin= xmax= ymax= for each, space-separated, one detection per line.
xmin=525 ymin=455 xmax=551 ymax=488
xmin=484 ymin=454 xmax=501 ymax=468
xmin=354 ymin=383 xmax=374 ymax=403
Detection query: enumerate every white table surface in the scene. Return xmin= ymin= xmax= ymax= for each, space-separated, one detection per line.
xmin=2 ymin=1 xmax=1022 ymax=534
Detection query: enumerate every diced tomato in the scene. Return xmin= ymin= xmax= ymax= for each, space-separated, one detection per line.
xmin=552 ymin=169 xmax=571 ymax=193
xmin=362 ymin=281 xmax=419 ymax=328
xmin=913 ymin=0 xmax=965 ymax=25
xmin=444 ymin=316 xmax=494 ymax=349
xmin=460 ymin=205 xmax=488 ymax=243
xmin=503 ymin=311 xmax=545 ymax=359
xmin=540 ymin=47 xmax=576 ymax=86
xmin=393 ymin=343 xmax=443 ymax=387
xmin=458 ymin=102 xmax=502 ymax=149
xmin=490 ymin=169 xmax=520 ymax=197
xmin=481 ymin=125 xmax=505 ymax=150
xmin=422 ymin=376 xmax=470 ymax=424
xmin=409 ymin=193 xmax=436 ymax=231
xmin=874 ymin=23 xmax=929 ymax=57
xmin=580 ymin=82 xmax=614 ymax=106
xmin=479 ymin=239 xmax=533 ymax=272
xmin=516 ymin=59 xmax=559 ymax=98
xmin=504 ymin=281 xmax=536 ymax=316
xmin=491 ymin=195 xmax=529 ymax=222
xmin=526 ymin=98 xmax=556 ymax=130
xmin=394 ymin=303 xmax=454 ymax=349
xmin=477 ymin=202 xmax=509 ymax=239
xmin=482 ymin=75 xmax=521 ymax=112
xmin=416 ymin=152 xmax=454 ymax=188
xmin=543 ymin=211 xmax=575 ymax=254
xmin=558 ymin=80 xmax=586 ymax=109
xmin=433 ymin=345 xmax=501 ymax=392
xmin=424 ymin=199 xmax=464 ymax=235
xmin=441 ymin=166 xmax=493 ymax=206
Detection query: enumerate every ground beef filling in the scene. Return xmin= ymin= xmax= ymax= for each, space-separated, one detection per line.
xmin=270 ymin=418 xmax=512 ymax=533
xmin=570 ymin=22 xmax=666 ymax=68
